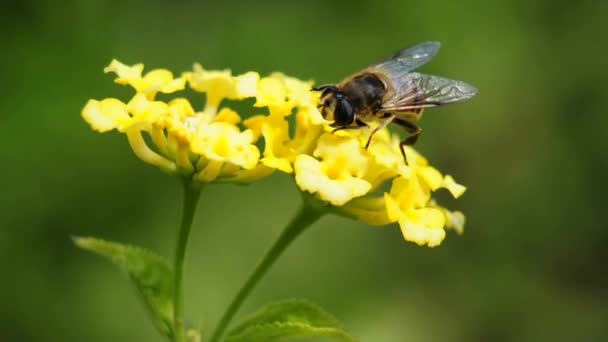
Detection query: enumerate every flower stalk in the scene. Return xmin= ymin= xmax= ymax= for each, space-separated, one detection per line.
xmin=173 ymin=180 xmax=202 ymax=342
xmin=208 ymin=196 xmax=327 ymax=342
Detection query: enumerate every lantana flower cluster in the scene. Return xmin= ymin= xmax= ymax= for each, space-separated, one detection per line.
xmin=83 ymin=60 xmax=466 ymax=247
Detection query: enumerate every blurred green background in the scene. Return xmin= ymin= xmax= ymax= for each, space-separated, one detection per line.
xmin=1 ymin=0 xmax=607 ymax=341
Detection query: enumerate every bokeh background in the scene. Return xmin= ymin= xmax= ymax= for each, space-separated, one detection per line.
xmin=1 ymin=0 xmax=607 ymax=341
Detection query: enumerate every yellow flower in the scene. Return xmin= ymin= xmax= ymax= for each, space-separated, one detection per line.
xmin=82 ymin=94 xmax=176 ymax=172
xmin=82 ymin=94 xmax=168 ymax=133
xmin=442 ymin=175 xmax=467 ymax=198
xmin=244 ymin=73 xmax=324 ymax=173
xmin=431 ymin=200 xmax=466 ymax=235
xmin=104 ymin=59 xmax=186 ymax=99
xmin=362 ymin=129 xmax=411 ymax=189
xmin=255 ymin=76 xmax=293 ymax=116
xmin=82 ymin=98 xmax=129 ymax=133
xmin=384 ymin=176 xmax=445 ymax=247
xmin=379 ymin=164 xmax=466 ymax=247
xmin=294 ymin=133 xmax=371 ymax=206
xmin=83 ymin=61 xmax=266 ymax=183
xmin=192 ymin=122 xmax=259 ymax=168
xmin=249 ymin=115 xmax=294 ymax=173
xmin=337 ymin=196 xmax=393 ymax=226
xmin=83 ymin=59 xmax=468 ymax=247
xmin=321 ymin=126 xmax=466 ymax=246
xmin=186 ymin=63 xmax=259 ymax=114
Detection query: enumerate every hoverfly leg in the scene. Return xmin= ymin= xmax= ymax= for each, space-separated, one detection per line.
xmin=355 ymin=118 xmax=369 ymax=128
xmin=393 ymin=118 xmax=422 ymax=166
xmin=311 ymin=84 xmax=333 ymax=91
xmin=364 ymin=114 xmax=395 ymax=149
xmin=331 ymin=119 xmax=368 ymax=134
xmin=402 ymin=131 xmax=421 ymax=146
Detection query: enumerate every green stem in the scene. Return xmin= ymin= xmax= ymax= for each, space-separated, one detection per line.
xmin=173 ymin=180 xmax=202 ymax=342
xmin=209 ymin=198 xmax=326 ymax=342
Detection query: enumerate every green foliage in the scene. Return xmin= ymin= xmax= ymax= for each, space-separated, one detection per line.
xmin=226 ymin=299 xmax=358 ymax=342
xmin=72 ymin=237 xmax=174 ymax=340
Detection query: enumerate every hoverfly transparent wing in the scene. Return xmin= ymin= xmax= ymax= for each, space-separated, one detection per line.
xmin=371 ymin=41 xmax=442 ymax=74
xmin=380 ymin=72 xmax=477 ymax=118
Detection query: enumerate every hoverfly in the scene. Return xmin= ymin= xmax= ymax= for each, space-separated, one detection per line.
xmin=314 ymin=41 xmax=477 ymax=164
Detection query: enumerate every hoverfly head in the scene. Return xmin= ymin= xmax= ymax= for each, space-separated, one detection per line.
xmin=315 ymin=86 xmax=354 ymax=126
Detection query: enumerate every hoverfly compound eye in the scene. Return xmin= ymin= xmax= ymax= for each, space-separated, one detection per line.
xmin=334 ymin=99 xmax=354 ymax=126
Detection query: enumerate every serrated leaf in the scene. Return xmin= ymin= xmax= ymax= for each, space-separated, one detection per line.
xmin=73 ymin=236 xmax=174 ymax=339
xmin=226 ymin=299 xmax=358 ymax=342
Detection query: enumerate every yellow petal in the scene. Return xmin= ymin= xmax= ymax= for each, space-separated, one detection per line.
xmin=143 ymin=69 xmax=186 ymax=94
xmin=187 ymin=64 xmax=230 ymax=92
xmin=196 ymin=160 xmax=224 ymax=183
xmin=340 ymin=196 xmax=393 ymax=226
xmin=401 ymin=145 xmax=429 ymax=167
xmin=234 ymin=72 xmax=260 ymax=98
xmin=313 ymin=133 xmax=368 ymax=177
xmin=191 ymin=122 xmax=260 ymax=169
xmin=162 ymin=77 xmax=187 ymax=93
xmin=122 ymin=93 xmax=168 ymax=131
xmin=104 ymin=59 xmax=143 ymax=85
xmin=82 ymin=98 xmax=129 ymax=132
xmin=400 ymin=208 xmax=446 ymax=247
xmin=294 ymin=155 xmax=371 ymax=206
xmin=126 ymin=129 xmax=176 ymax=173
xmin=444 ymin=209 xmax=465 ymax=234
xmin=272 ymin=72 xmax=316 ymax=108
xmin=417 ymin=166 xmax=444 ymax=191
xmin=388 ymin=176 xmax=430 ymax=211
xmin=259 ymin=117 xmax=292 ymax=164
xmin=222 ymin=164 xmax=276 ymax=184
xmin=214 ymin=108 xmax=242 ymax=125
xmin=442 ymin=175 xmax=467 ymax=198
xmin=187 ymin=64 xmax=235 ymax=111
xmin=243 ymin=114 xmax=267 ymax=141
xmin=255 ymin=76 xmax=293 ymax=115
xmin=262 ymin=157 xmax=293 ymax=173
xmin=168 ymin=98 xmax=196 ymax=121
xmin=298 ymin=103 xmax=327 ymax=126
xmin=292 ymin=110 xmax=324 ymax=155
xmin=255 ymin=77 xmax=286 ymax=105
xmin=142 ymin=69 xmax=173 ymax=88
xmin=384 ymin=192 xmax=405 ymax=222
xmin=105 ymin=60 xmax=185 ymax=98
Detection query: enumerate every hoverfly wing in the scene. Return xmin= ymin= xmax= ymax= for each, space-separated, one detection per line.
xmin=371 ymin=41 xmax=441 ymax=74
xmin=380 ymin=72 xmax=477 ymax=117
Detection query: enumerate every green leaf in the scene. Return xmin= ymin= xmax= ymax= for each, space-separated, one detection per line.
xmin=73 ymin=236 xmax=174 ymax=339
xmin=226 ymin=299 xmax=358 ymax=342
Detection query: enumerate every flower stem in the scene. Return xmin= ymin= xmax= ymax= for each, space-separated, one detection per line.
xmin=173 ymin=180 xmax=202 ymax=342
xmin=208 ymin=198 xmax=326 ymax=342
